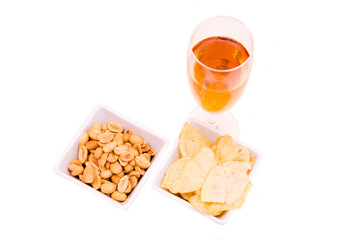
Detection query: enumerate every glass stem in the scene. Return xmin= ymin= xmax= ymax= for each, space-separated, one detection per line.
xmin=208 ymin=117 xmax=218 ymax=129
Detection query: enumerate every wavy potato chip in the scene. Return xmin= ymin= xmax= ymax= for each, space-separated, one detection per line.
xmin=208 ymin=182 xmax=252 ymax=215
xmin=161 ymin=157 xmax=190 ymax=193
xmin=201 ymin=161 xmax=251 ymax=204
xmin=214 ymin=135 xmax=251 ymax=164
xmin=179 ymin=123 xmax=211 ymax=158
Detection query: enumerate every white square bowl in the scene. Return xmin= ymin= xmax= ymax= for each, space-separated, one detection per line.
xmin=54 ymin=104 xmax=168 ymax=210
xmin=152 ymin=119 xmax=261 ymax=224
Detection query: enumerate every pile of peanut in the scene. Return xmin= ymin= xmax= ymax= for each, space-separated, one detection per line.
xmin=68 ymin=121 xmax=155 ymax=202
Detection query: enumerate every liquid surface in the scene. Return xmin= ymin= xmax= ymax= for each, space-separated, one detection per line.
xmin=188 ymin=36 xmax=251 ymax=112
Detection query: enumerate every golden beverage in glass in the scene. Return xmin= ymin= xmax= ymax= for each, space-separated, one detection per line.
xmin=187 ymin=17 xmax=254 ymax=137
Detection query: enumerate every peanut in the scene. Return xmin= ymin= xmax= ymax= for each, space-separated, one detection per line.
xmin=83 ymin=162 xmax=94 ymax=183
xmin=108 ymin=122 xmax=123 ymax=133
xmin=111 ymin=191 xmax=127 ymax=202
xmin=117 ymin=175 xmax=129 ymax=193
xmin=78 ymin=145 xmax=88 ymax=163
xmin=68 ymin=162 xmax=84 ymax=176
xmin=100 ymin=169 xmax=113 ymax=179
xmin=110 ymin=161 xmax=122 ymax=174
xmin=86 ymin=140 xmax=99 ymax=150
xmin=78 ymin=132 xmax=89 ymax=146
xmin=123 ymin=164 xmax=134 ymax=173
xmin=94 ymin=147 xmax=103 ymax=159
xmin=88 ymin=128 xmax=101 ymax=140
xmin=101 ymin=182 xmax=116 ymax=194
xmin=124 ymin=182 xmax=132 ymax=194
xmin=103 ymin=141 xmax=117 ymax=153
xmin=119 ymin=152 xmax=134 ymax=162
xmin=98 ymin=131 xmax=114 ymax=143
xmin=135 ymin=155 xmax=151 ymax=169
xmin=111 ymin=175 xmax=121 ymax=185
xmin=130 ymin=176 xmax=138 ymax=188
xmin=129 ymin=134 xmax=144 ymax=145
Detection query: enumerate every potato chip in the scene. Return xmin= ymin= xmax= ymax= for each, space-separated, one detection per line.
xmin=175 ymin=146 xmax=217 ymax=193
xmin=180 ymin=192 xmax=194 ymax=201
xmin=161 ymin=157 xmax=190 ymax=193
xmin=214 ymin=135 xmax=251 ymax=163
xmin=201 ymin=161 xmax=251 ymax=204
xmin=208 ymin=182 xmax=252 ymax=215
xmin=188 ymin=192 xmax=223 ymax=216
xmin=179 ymin=123 xmax=211 ymax=158
xmin=163 ymin=147 xmax=217 ymax=193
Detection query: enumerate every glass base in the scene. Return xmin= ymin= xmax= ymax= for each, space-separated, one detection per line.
xmin=186 ymin=108 xmax=239 ymax=138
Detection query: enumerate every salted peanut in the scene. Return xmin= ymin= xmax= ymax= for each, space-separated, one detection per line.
xmin=91 ymin=175 xmax=101 ymax=189
xmin=123 ymin=130 xmax=132 ymax=142
xmin=107 ymin=152 xmax=118 ymax=163
xmin=108 ymin=122 xmax=123 ymax=133
xmin=91 ymin=122 xmax=102 ymax=131
xmin=111 ymin=175 xmax=121 ymax=185
xmin=119 ymin=152 xmax=134 ymax=162
xmin=86 ymin=140 xmax=99 ymax=150
xmin=125 ymin=182 xmax=132 ymax=194
xmin=83 ymin=162 xmax=94 ymax=183
xmin=142 ymin=153 xmax=151 ymax=161
xmin=98 ymin=131 xmax=114 ymax=143
xmin=129 ymin=134 xmax=144 ymax=145
xmin=100 ymin=169 xmax=113 ymax=179
xmin=148 ymin=148 xmax=156 ymax=156
xmin=114 ymin=145 xmax=128 ymax=155
xmin=79 ymin=174 xmax=85 ymax=182
xmin=88 ymin=127 xmax=101 ymax=140
xmin=142 ymin=144 xmax=150 ymax=152
xmin=117 ymin=175 xmax=129 ymax=193
xmin=114 ymin=133 xmax=124 ymax=146
xmin=88 ymin=153 xmax=98 ymax=166
xmin=133 ymin=144 xmax=142 ymax=155
xmin=129 ymin=170 xmax=141 ymax=178
xmin=130 ymin=176 xmax=138 ymax=188
xmin=101 ymin=182 xmax=116 ymax=194
xmin=102 ymin=123 xmax=108 ymax=131
xmin=142 ymin=141 xmax=148 ymax=147
xmin=124 ymin=142 xmax=132 ymax=147
xmin=129 ymin=159 xmax=136 ymax=166
xmin=100 ymin=152 xmax=108 ymax=165
xmin=97 ymin=141 xmax=107 ymax=147
xmin=103 ymin=141 xmax=117 ymax=153
xmin=135 ymin=166 xmax=145 ymax=176
xmin=105 ymin=161 xmax=111 ymax=170
xmin=91 ymin=164 xmax=101 ymax=189
xmin=128 ymin=148 xmax=139 ymax=158
xmin=68 ymin=162 xmax=84 ymax=176
xmin=118 ymin=159 xmax=128 ymax=167
xmin=100 ymin=179 xmax=109 ymax=184
xmin=117 ymin=171 xmax=125 ymax=178
xmin=111 ymin=191 xmax=127 ymax=202
xmin=71 ymin=159 xmax=82 ymax=166
xmin=78 ymin=145 xmax=88 ymax=163
xmin=94 ymin=147 xmax=103 ymax=159
xmin=124 ymin=164 xmax=134 ymax=173
xmin=110 ymin=161 xmax=122 ymax=174
xmin=135 ymin=155 xmax=151 ymax=169
xmin=78 ymin=132 xmax=89 ymax=146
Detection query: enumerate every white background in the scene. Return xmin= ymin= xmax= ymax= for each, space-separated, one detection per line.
xmin=1 ymin=0 xmax=348 ymax=239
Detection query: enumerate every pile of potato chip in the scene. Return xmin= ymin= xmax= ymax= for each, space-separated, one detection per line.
xmin=162 ymin=123 xmax=255 ymax=216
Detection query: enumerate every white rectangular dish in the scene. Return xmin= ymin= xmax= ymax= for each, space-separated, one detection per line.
xmin=152 ymin=119 xmax=261 ymax=224
xmin=54 ymin=104 xmax=168 ymax=210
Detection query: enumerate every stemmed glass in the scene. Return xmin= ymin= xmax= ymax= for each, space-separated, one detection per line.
xmin=187 ymin=16 xmax=254 ymax=138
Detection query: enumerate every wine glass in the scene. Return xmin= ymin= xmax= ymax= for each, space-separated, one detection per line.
xmin=187 ymin=16 xmax=254 ymax=138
